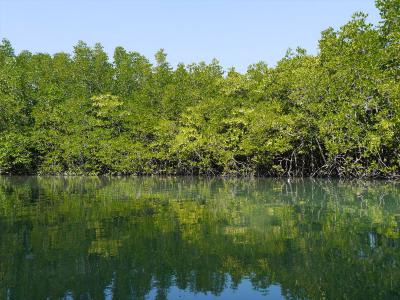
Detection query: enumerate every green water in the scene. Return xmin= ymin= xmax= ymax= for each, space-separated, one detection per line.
xmin=0 ymin=177 xmax=399 ymax=300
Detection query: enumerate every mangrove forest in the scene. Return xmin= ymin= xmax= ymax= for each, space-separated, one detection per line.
xmin=0 ymin=0 xmax=399 ymax=178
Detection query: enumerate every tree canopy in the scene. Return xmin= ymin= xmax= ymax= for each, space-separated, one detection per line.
xmin=0 ymin=0 xmax=399 ymax=177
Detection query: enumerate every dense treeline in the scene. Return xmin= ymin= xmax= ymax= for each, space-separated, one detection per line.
xmin=0 ymin=0 xmax=399 ymax=177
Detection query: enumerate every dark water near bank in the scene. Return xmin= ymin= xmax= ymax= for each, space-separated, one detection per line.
xmin=0 ymin=177 xmax=399 ymax=300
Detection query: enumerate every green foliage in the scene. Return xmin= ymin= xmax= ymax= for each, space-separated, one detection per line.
xmin=0 ymin=0 xmax=399 ymax=177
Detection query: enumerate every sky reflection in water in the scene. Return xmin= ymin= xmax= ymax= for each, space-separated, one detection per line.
xmin=0 ymin=177 xmax=399 ymax=300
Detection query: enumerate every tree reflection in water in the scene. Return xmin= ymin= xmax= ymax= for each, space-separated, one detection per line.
xmin=0 ymin=177 xmax=399 ymax=299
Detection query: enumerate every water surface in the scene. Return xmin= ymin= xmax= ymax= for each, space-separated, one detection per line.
xmin=0 ymin=177 xmax=399 ymax=299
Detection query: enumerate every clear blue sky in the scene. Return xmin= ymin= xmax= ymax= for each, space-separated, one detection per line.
xmin=0 ymin=0 xmax=380 ymax=72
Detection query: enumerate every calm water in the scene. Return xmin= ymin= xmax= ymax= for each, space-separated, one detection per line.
xmin=0 ymin=177 xmax=399 ymax=300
